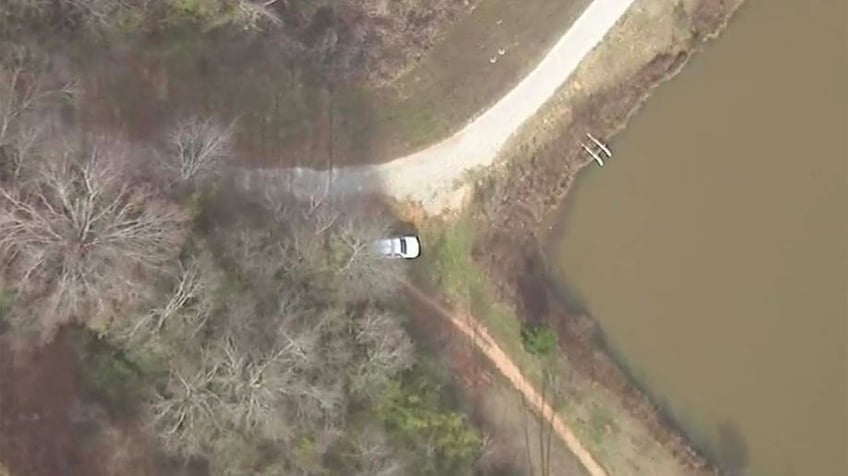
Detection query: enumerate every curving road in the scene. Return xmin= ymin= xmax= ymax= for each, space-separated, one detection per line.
xmin=238 ymin=3 xmax=638 ymax=474
xmin=237 ymin=0 xmax=637 ymax=214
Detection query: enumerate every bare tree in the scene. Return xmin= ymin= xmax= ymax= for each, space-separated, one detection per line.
xmin=0 ymin=66 xmax=78 ymax=183
xmin=328 ymin=209 xmax=404 ymax=299
xmin=163 ymin=116 xmax=234 ymax=186
xmin=271 ymin=307 xmax=348 ymax=429
xmin=214 ymin=334 xmax=293 ymax=438
xmin=111 ymin=252 xmax=218 ymax=349
xmin=350 ymin=426 xmax=407 ymax=476
xmin=254 ymin=189 xmax=405 ymax=300
xmin=142 ymin=278 xmax=347 ymax=450
xmin=0 ymin=67 xmax=39 ymax=149
xmin=351 ymin=309 xmax=414 ymax=401
xmin=60 ymin=0 xmax=124 ymax=26
xmin=147 ymin=307 xmax=349 ymax=458
xmin=149 ymin=351 xmax=224 ymax=457
xmin=219 ymin=226 xmax=288 ymax=290
xmin=0 ymin=67 xmax=61 ymax=184
xmin=3 ymin=0 xmax=279 ymax=34
xmin=235 ymin=0 xmax=282 ymax=31
xmin=124 ymin=198 xmax=419 ymax=473
xmin=0 ymin=138 xmax=188 ymax=334
xmin=281 ymin=194 xmax=340 ymax=282
xmin=246 ymin=180 xmax=407 ymax=299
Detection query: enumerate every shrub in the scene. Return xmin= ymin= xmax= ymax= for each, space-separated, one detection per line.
xmin=377 ymin=378 xmax=481 ymax=475
xmin=521 ymin=323 xmax=558 ymax=356
xmin=68 ymin=327 xmax=148 ymax=416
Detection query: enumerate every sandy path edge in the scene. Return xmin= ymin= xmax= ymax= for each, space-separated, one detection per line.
xmin=236 ymin=0 xmax=637 ymax=215
xmin=403 ymin=283 xmax=608 ymax=476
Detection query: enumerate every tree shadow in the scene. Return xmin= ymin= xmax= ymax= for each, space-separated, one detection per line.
xmin=515 ymin=250 xmax=549 ymax=327
xmin=715 ymin=421 xmax=750 ymax=476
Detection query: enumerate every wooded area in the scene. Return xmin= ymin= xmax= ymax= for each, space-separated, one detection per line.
xmin=0 ymin=2 xmax=485 ymax=474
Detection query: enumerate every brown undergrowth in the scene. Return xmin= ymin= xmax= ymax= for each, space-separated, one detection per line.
xmin=0 ymin=331 xmax=195 ymax=476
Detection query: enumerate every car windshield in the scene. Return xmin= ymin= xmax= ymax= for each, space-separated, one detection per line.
xmin=400 ymin=239 xmax=407 ymax=254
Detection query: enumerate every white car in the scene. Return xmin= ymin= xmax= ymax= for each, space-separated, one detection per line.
xmin=374 ymin=235 xmax=421 ymax=259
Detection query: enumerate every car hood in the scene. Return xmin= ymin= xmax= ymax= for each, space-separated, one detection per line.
xmin=402 ymin=236 xmax=420 ymax=258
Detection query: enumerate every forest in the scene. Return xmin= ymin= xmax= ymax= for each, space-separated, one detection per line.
xmin=0 ymin=2 xmax=484 ymax=475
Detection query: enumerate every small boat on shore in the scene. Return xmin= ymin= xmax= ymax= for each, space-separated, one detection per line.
xmin=582 ymin=143 xmax=605 ymax=166
xmin=582 ymin=133 xmax=612 ymax=167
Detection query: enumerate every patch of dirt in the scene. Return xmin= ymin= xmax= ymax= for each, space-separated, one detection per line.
xmin=0 ymin=333 xmax=166 ymax=476
xmin=0 ymin=333 xmax=101 ymax=476
xmin=470 ymin=0 xmax=744 ymax=473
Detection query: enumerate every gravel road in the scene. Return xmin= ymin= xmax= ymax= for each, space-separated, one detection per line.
xmin=237 ymin=0 xmax=637 ymax=214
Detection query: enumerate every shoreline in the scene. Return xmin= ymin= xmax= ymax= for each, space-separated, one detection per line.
xmin=471 ymin=0 xmax=747 ymax=472
xmin=236 ymin=0 xmax=749 ymax=471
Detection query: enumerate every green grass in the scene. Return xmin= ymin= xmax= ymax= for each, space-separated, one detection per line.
xmin=585 ymin=402 xmax=617 ymax=447
xmin=333 ymin=0 xmax=592 ymax=163
xmin=521 ymin=324 xmax=558 ymax=356
xmin=421 ymin=214 xmax=530 ymax=363
xmin=419 ymin=214 xmax=478 ymax=302
xmin=418 ymin=213 xmax=549 ymax=388
xmin=420 ymin=215 xmax=524 ymax=360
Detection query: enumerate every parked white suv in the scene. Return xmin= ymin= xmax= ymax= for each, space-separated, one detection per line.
xmin=374 ymin=235 xmax=421 ymax=259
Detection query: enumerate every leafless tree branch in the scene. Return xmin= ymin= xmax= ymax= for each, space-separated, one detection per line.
xmin=351 ymin=426 xmax=407 ymax=476
xmin=0 ymin=137 xmax=188 ymax=334
xmin=330 ymin=210 xmax=403 ymax=299
xmin=351 ymin=309 xmax=414 ymax=400
xmin=236 ymin=0 xmax=282 ymax=31
xmin=149 ymin=352 xmax=225 ymax=457
xmin=163 ymin=116 xmax=234 ymax=185
xmin=112 ymin=253 xmax=217 ymax=348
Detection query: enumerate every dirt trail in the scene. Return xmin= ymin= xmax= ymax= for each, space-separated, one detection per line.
xmin=236 ymin=0 xmax=636 ymax=214
xmin=402 ymin=283 xmax=608 ymax=476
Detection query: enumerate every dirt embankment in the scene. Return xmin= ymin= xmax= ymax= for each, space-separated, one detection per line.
xmin=471 ymin=0 xmax=745 ymax=473
xmin=0 ymin=335 xmax=112 ymax=476
xmin=0 ymin=333 xmax=173 ymax=476
xmin=0 ymin=337 xmax=82 ymax=476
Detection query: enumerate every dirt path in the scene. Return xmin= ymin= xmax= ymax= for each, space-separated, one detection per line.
xmin=236 ymin=0 xmax=636 ymax=214
xmin=234 ymin=2 xmax=633 ymax=471
xmin=402 ymin=283 xmax=608 ymax=476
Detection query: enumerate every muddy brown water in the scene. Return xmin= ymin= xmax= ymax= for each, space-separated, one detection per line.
xmin=548 ymin=1 xmax=847 ymax=475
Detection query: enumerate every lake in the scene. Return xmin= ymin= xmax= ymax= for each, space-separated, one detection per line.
xmin=548 ymin=1 xmax=848 ymax=474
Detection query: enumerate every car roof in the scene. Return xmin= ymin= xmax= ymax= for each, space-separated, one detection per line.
xmin=402 ymin=236 xmax=421 ymax=258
